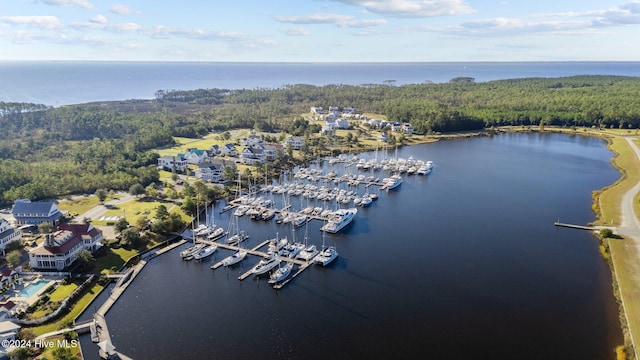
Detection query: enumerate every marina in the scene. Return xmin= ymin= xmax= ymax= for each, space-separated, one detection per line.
xmin=182 ymin=154 xmax=433 ymax=288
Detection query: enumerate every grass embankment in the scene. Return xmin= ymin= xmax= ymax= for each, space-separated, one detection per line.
xmin=30 ymin=283 xmax=105 ymax=337
xmin=591 ymin=132 xmax=640 ymax=359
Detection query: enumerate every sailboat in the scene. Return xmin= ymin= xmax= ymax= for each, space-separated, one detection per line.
xmin=296 ymin=222 xmax=319 ymax=262
xmin=268 ymin=262 xmax=293 ymax=284
xmin=180 ymin=222 xmax=204 ymax=260
xmin=315 ymin=230 xmax=338 ymax=266
xmin=250 ymin=254 xmax=280 ymax=275
xmin=221 ymin=230 xmax=248 ymax=267
xmin=192 ymin=242 xmax=218 ymax=260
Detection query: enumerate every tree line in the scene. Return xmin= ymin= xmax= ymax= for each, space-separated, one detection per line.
xmin=2 ymin=75 xmax=640 ymax=204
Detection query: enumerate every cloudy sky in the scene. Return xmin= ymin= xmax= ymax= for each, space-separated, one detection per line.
xmin=1 ymin=0 xmax=639 ymax=62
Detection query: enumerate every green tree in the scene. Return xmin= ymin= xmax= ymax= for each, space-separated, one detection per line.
xmin=129 ymin=183 xmax=145 ymax=197
xmin=95 ymin=188 xmax=108 ymax=203
xmin=38 ymin=222 xmax=52 ymax=234
xmin=52 ymin=346 xmax=77 ymax=360
xmin=8 ymin=346 xmax=38 ymax=360
xmin=599 ymin=228 xmax=614 ymax=239
xmin=223 ymin=165 xmax=238 ymax=183
xmin=6 ymin=250 xmax=21 ymax=268
xmin=77 ymin=249 xmax=95 ymax=270
xmin=155 ymin=204 xmax=169 ymax=221
xmin=115 ymin=217 xmax=129 ymax=233
xmin=120 ymin=227 xmax=144 ymax=248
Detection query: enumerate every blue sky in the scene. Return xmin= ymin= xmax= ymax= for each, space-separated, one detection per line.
xmin=1 ymin=0 xmax=639 ymax=62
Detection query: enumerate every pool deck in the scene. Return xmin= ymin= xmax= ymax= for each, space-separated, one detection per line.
xmin=8 ymin=279 xmax=57 ymax=307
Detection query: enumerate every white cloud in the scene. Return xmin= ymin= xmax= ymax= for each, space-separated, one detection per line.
xmin=90 ymin=15 xmax=108 ymax=24
xmin=0 ymin=16 xmax=62 ymax=29
xmin=275 ymin=13 xmax=386 ymax=28
xmin=110 ymin=4 xmax=139 ymax=15
xmin=329 ymin=0 xmax=474 ymax=18
xmin=280 ymin=27 xmax=309 ymax=36
xmin=37 ymin=0 xmax=94 ymax=9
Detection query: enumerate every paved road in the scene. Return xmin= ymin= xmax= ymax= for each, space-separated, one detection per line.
xmin=617 ymin=137 xmax=640 ymax=241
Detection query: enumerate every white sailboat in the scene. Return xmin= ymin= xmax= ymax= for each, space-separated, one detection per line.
xmin=315 ymin=231 xmax=338 ymax=266
xmin=250 ymin=254 xmax=280 ymax=275
xmin=268 ymin=262 xmax=294 ymax=284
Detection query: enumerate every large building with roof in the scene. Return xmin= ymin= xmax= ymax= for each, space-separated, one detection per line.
xmin=0 ymin=219 xmax=21 ymax=255
xmin=28 ymin=223 xmax=103 ymax=271
xmin=11 ymin=200 xmax=62 ymax=226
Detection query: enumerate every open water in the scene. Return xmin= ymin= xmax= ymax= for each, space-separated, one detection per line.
xmin=79 ymin=132 xmax=622 ymax=359
xmin=1 ymin=61 xmax=639 ymax=106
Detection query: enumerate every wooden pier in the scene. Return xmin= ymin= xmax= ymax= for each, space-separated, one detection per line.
xmin=554 ymin=221 xmax=597 ymax=231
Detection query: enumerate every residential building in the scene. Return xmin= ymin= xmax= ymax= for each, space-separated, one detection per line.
xmin=343 ymin=106 xmax=355 ymax=114
xmin=184 ymin=148 xmax=209 ymax=164
xmin=241 ymin=146 xmax=266 ymax=165
xmin=0 ymin=270 xmax=18 ymax=290
xmin=28 ymin=223 xmax=103 ymax=271
xmin=283 ymin=136 xmax=305 ymax=150
xmin=261 ymin=144 xmax=284 ymax=161
xmin=328 ymin=106 xmax=339 ymax=114
xmin=208 ymin=144 xmax=220 ymax=156
xmin=310 ymin=106 xmax=324 ymax=114
xmin=220 ymin=143 xmax=238 ymax=157
xmin=239 ymin=135 xmax=264 ymax=147
xmin=378 ymin=133 xmax=389 ymax=142
xmin=11 ymin=200 xmax=62 ymax=226
xmin=0 ymin=302 xmax=17 ymax=321
xmin=157 ymin=154 xmax=188 ymax=172
xmin=402 ymin=123 xmax=414 ymax=134
xmin=195 ymin=160 xmax=228 ymax=183
xmin=0 ymin=320 xmax=21 ymax=357
xmin=0 ymin=219 xmax=21 ymax=255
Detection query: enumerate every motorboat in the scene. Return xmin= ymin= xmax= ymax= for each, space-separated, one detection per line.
xmin=416 ymin=161 xmax=433 ymax=175
xmin=251 ymin=255 xmax=281 ymax=275
xmin=315 ymin=246 xmax=338 ymax=266
xmin=321 ymin=208 xmax=357 ymax=233
xmin=268 ymin=262 xmax=294 ymax=284
xmin=296 ymin=244 xmax=319 ymax=262
xmin=385 ymin=174 xmax=403 ymax=190
xmin=193 ymin=244 xmax=218 ymax=260
xmin=360 ymin=196 xmax=372 ymax=207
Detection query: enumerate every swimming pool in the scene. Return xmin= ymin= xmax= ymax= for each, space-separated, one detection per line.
xmin=19 ymin=279 xmax=50 ymax=297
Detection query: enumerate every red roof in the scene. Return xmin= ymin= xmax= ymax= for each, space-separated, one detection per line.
xmin=31 ymin=223 xmax=101 ymax=256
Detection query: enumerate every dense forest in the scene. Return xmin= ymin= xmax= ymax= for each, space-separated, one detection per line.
xmin=1 ymin=75 xmax=640 ymax=204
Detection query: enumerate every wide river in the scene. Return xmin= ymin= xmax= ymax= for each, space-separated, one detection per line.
xmin=82 ymin=132 xmax=622 ymax=359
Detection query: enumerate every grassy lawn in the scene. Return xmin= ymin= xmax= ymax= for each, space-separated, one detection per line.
xmin=57 ymin=196 xmax=101 ymax=217
xmin=49 ymin=282 xmax=80 ymax=302
xmin=30 ymin=283 xmax=105 ymax=337
xmin=92 ymin=198 xmax=170 ymax=226
xmin=610 ymin=239 xmax=640 ymax=355
xmin=155 ymin=129 xmax=253 ymax=157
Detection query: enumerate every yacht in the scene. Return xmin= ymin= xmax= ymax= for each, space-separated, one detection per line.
xmin=296 ymin=244 xmax=319 ymax=262
xmin=321 ymin=208 xmax=358 ymax=233
xmin=250 ymin=255 xmax=281 ymax=275
xmin=360 ymin=196 xmax=372 ymax=207
xmin=416 ymin=161 xmax=433 ymax=175
xmin=221 ymin=250 xmax=247 ymax=267
xmin=193 ymin=244 xmax=218 ymax=260
xmin=315 ymin=246 xmax=338 ymax=266
xmin=268 ymin=262 xmax=294 ymax=284
xmin=385 ymin=174 xmax=403 ymax=190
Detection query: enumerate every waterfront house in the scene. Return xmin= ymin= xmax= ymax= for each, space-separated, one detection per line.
xmin=0 ymin=219 xmax=21 ymax=255
xmin=261 ymin=144 xmax=283 ymax=161
xmin=157 ymin=154 xmax=188 ymax=173
xmin=11 ymin=200 xmax=62 ymax=226
xmin=283 ymin=136 xmax=305 ymax=150
xmin=28 ymin=223 xmax=103 ymax=271
xmin=402 ymin=123 xmax=414 ymax=134
xmin=184 ymin=148 xmax=209 ymax=165
xmin=220 ymin=143 xmax=238 ymax=157
xmin=195 ymin=161 xmax=227 ymax=183
xmin=241 ymin=146 xmax=266 ymax=165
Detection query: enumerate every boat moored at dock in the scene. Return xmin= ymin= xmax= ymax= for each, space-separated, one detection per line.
xmin=321 ymin=208 xmax=357 ymax=233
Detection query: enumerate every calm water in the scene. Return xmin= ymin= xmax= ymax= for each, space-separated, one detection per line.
xmin=87 ymin=133 xmax=622 ymax=359
xmin=1 ymin=61 xmax=639 ymax=106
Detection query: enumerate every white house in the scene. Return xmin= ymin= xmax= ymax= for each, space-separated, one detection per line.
xmin=0 ymin=320 xmax=21 ymax=357
xmin=0 ymin=219 xmax=21 ymax=255
xmin=402 ymin=123 xmax=414 ymax=134
xmin=239 ymin=135 xmax=263 ymax=147
xmin=310 ymin=106 xmax=324 ymax=114
xmin=328 ymin=106 xmax=340 ymax=114
xmin=29 ymin=223 xmax=103 ymax=271
xmin=390 ymin=122 xmax=403 ymax=132
xmin=378 ymin=133 xmax=389 ymax=142
xmin=343 ymin=106 xmax=355 ymax=114
xmin=261 ymin=144 xmax=283 ymax=161
xmin=157 ymin=155 xmax=188 ymax=172
xmin=241 ymin=147 xmax=266 ymax=165
xmin=184 ymin=148 xmax=209 ymax=164
xmin=195 ymin=162 xmax=225 ymax=183
xmin=283 ymin=136 xmax=305 ymax=150
xmin=11 ymin=200 xmax=62 ymax=226
xmin=220 ymin=143 xmax=238 ymax=157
